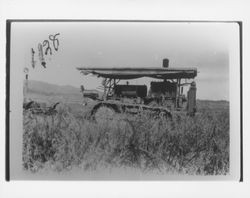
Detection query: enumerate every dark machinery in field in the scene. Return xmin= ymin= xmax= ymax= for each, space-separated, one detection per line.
xmin=23 ymin=67 xmax=60 ymax=116
xmin=77 ymin=59 xmax=197 ymax=119
xmin=23 ymin=100 xmax=60 ymax=115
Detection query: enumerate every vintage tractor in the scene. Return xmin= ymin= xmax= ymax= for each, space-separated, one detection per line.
xmin=77 ymin=59 xmax=197 ymax=120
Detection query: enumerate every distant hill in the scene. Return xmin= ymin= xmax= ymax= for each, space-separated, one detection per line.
xmin=24 ymin=80 xmax=102 ymax=103
xmin=25 ymin=80 xmax=82 ymax=96
xmin=196 ymin=99 xmax=229 ymax=112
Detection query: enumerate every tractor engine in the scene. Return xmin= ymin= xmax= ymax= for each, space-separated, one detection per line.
xmin=114 ymin=84 xmax=147 ymax=99
xmin=149 ymin=81 xmax=177 ymax=98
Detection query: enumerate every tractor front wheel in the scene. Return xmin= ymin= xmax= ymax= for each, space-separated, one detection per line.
xmin=92 ymin=105 xmax=117 ymax=123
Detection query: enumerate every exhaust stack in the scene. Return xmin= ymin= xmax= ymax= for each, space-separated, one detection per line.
xmin=163 ymin=58 xmax=169 ymax=68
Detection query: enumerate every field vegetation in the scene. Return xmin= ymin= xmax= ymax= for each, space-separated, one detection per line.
xmin=23 ymin=101 xmax=229 ymax=176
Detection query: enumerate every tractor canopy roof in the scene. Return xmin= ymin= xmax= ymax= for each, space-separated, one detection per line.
xmin=77 ymin=67 xmax=197 ymax=80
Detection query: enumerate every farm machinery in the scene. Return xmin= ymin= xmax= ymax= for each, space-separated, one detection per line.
xmin=23 ymin=67 xmax=60 ymax=116
xmin=77 ymin=59 xmax=197 ymax=119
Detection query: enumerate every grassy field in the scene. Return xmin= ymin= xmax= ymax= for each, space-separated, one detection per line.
xmin=23 ymin=100 xmax=229 ymax=176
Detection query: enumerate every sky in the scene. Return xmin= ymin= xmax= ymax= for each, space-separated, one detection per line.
xmin=10 ymin=22 xmax=239 ymax=100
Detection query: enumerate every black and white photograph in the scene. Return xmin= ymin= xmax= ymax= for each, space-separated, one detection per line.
xmin=7 ymin=20 xmax=241 ymax=180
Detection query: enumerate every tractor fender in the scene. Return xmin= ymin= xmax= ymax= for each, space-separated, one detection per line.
xmin=90 ymin=102 xmax=121 ymax=116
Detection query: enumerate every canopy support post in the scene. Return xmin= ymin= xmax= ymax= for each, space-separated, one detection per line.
xmin=176 ymin=79 xmax=181 ymax=108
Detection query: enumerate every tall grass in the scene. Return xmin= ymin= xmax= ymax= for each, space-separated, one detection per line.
xmin=23 ymin=104 xmax=229 ymax=175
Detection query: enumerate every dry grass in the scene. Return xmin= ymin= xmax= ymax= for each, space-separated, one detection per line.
xmin=23 ymin=103 xmax=229 ymax=175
